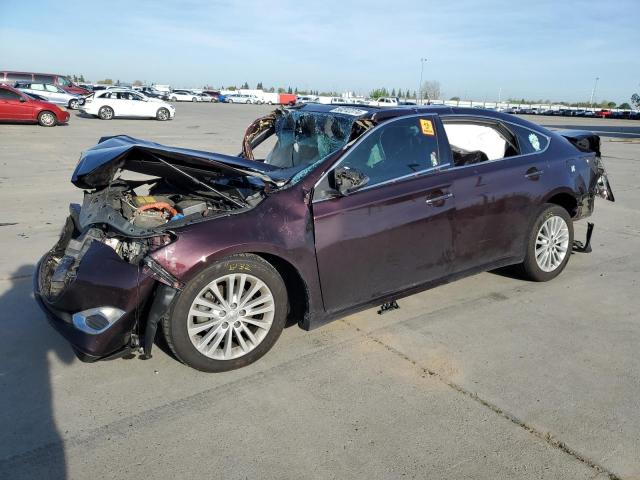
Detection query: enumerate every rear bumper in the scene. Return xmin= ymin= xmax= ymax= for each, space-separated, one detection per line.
xmin=34 ymin=239 xmax=156 ymax=360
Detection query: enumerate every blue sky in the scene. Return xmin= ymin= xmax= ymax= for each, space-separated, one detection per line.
xmin=1 ymin=0 xmax=638 ymax=103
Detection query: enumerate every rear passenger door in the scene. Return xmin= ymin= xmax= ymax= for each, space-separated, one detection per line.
xmin=441 ymin=116 xmax=551 ymax=272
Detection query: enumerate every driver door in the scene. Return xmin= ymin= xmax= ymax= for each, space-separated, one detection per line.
xmin=312 ymin=115 xmax=456 ymax=313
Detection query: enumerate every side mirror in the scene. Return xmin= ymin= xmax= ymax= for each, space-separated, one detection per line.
xmin=19 ymin=97 xmax=26 ymax=103
xmin=332 ymin=166 xmax=369 ymax=196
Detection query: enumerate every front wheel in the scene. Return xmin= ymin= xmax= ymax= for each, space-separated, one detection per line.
xmin=68 ymin=99 xmax=79 ymax=109
xmin=162 ymin=254 xmax=288 ymax=372
xmin=192 ymin=97 xmax=197 ymax=102
xmin=519 ymin=204 xmax=573 ymax=281
xmin=156 ymin=107 xmax=170 ymax=121
xmin=38 ymin=111 xmax=57 ymax=127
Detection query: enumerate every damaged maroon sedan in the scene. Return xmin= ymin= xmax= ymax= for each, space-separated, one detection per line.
xmin=35 ymin=104 xmax=614 ymax=372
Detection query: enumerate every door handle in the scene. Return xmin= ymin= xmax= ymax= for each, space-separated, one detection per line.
xmin=425 ymin=192 xmax=453 ymax=205
xmin=524 ymin=168 xmax=544 ymax=179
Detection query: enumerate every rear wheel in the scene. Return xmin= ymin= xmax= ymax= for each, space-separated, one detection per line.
xmin=171 ymin=96 xmax=177 ymax=102
xmin=192 ymin=97 xmax=197 ymax=102
xmin=163 ymin=254 xmax=288 ymax=372
xmin=38 ymin=111 xmax=57 ymax=127
xmin=519 ymin=204 xmax=573 ymax=281
xmin=98 ymin=106 xmax=114 ymax=120
xmin=68 ymin=98 xmax=79 ymax=109
xmin=156 ymin=107 xmax=170 ymax=121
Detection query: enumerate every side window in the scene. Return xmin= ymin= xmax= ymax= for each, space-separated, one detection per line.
xmin=34 ymin=75 xmax=55 ymax=83
xmin=509 ymin=124 xmax=549 ymax=154
xmin=340 ymin=116 xmax=441 ymax=188
xmin=6 ymin=73 xmax=32 ymax=83
xmin=57 ymin=76 xmax=71 ymax=87
xmin=45 ymin=84 xmax=58 ymax=92
xmin=98 ymin=92 xmax=110 ymax=99
xmin=442 ymin=119 xmax=519 ymax=165
xmin=0 ymin=88 xmax=21 ymax=100
xmin=30 ymin=84 xmax=45 ymax=91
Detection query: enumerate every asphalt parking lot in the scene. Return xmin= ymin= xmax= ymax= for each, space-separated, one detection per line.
xmin=1 ymin=104 xmax=639 ymax=479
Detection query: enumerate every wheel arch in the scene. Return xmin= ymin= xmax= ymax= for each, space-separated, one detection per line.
xmin=543 ymin=189 xmax=579 ymax=218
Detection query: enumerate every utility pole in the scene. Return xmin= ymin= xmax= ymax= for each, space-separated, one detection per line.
xmin=498 ymin=87 xmax=502 ymax=104
xmin=419 ymin=58 xmax=427 ymax=105
xmin=589 ymin=77 xmax=599 ymax=107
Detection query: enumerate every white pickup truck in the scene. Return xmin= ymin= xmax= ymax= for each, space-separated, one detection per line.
xmin=369 ymin=97 xmax=399 ymax=107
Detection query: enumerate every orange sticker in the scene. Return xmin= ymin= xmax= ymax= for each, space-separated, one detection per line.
xmin=419 ymin=119 xmax=435 ymax=136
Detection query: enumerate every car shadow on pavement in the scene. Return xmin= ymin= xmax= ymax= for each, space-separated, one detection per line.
xmin=0 ymin=264 xmax=74 ymax=480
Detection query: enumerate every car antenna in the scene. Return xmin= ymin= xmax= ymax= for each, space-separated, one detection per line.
xmin=150 ymin=154 xmax=246 ymax=208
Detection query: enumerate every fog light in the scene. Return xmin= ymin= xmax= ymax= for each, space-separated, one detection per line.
xmin=72 ymin=307 xmax=125 ymax=334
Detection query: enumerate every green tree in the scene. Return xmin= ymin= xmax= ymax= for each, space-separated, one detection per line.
xmin=632 ymin=93 xmax=640 ymax=109
xmin=294 ymin=87 xmax=298 ymax=94
xmin=268 ymin=86 xmax=275 ymax=93
xmin=79 ymin=74 xmax=85 ymax=83
xmin=277 ymin=87 xmax=285 ymax=93
xmin=450 ymin=96 xmax=461 ymax=101
xmin=618 ymin=102 xmax=631 ymax=109
xmin=99 ymin=79 xmax=113 ymax=85
xmin=133 ymin=80 xmax=143 ymax=86
xmin=227 ymin=86 xmax=236 ymax=91
xmin=287 ymin=86 xmax=293 ymax=94
xmin=241 ymin=81 xmax=249 ymax=89
xmin=391 ymin=88 xmax=396 ymax=96
xmin=606 ymin=101 xmax=616 ymax=108
xmin=256 ymin=81 xmax=263 ymax=89
xmin=369 ymin=88 xmax=389 ymax=99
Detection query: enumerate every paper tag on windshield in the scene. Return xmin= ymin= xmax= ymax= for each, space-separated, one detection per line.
xmin=419 ymin=119 xmax=435 ymax=136
xmin=330 ymin=106 xmax=368 ymax=116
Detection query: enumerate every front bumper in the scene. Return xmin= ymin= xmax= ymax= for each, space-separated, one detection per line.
xmin=34 ymin=236 xmax=156 ymax=361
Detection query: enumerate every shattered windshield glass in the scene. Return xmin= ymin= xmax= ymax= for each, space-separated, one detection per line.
xmin=264 ymin=111 xmax=354 ymax=170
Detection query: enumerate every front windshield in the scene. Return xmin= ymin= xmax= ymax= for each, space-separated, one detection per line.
xmin=265 ymin=111 xmax=354 ymax=169
xmin=58 ymin=76 xmax=71 ymax=87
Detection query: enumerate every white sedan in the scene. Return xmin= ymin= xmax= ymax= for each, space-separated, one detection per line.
xmin=226 ymin=94 xmax=261 ymax=104
xmin=81 ymin=89 xmax=175 ymax=120
xmin=167 ymin=90 xmax=201 ymax=102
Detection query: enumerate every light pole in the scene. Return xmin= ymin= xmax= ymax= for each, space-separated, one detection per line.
xmin=589 ymin=77 xmax=599 ymax=108
xmin=419 ymin=58 xmax=427 ymax=105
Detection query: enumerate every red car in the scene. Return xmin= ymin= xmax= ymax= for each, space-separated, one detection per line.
xmin=0 ymin=70 xmax=90 ymax=95
xmin=0 ymin=84 xmax=70 ymax=126
xmin=595 ymin=109 xmax=612 ymax=118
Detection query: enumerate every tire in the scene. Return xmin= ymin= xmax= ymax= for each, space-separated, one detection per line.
xmin=519 ymin=204 xmax=573 ymax=282
xmin=156 ymin=107 xmax=170 ymax=121
xmin=37 ymin=111 xmax=57 ymax=127
xmin=98 ymin=106 xmax=114 ymax=120
xmin=68 ymin=99 xmax=79 ymax=110
xmin=163 ymin=254 xmax=288 ymax=372
xmin=171 ymin=96 xmax=177 ymax=102
xmin=192 ymin=97 xmax=197 ymax=102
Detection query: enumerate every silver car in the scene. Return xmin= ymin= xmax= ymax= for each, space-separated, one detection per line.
xmin=15 ymin=82 xmax=84 ymax=109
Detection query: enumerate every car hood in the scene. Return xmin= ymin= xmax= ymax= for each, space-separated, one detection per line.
xmin=71 ymin=135 xmax=289 ymax=189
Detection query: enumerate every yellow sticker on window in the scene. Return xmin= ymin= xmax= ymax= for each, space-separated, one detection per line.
xmin=419 ymin=119 xmax=435 ymax=136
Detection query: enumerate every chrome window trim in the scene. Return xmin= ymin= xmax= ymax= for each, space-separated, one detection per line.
xmin=440 ymin=113 xmax=552 ymax=158
xmin=312 ymin=112 xmax=552 ymax=203
xmin=312 ymin=113 xmax=442 ymax=202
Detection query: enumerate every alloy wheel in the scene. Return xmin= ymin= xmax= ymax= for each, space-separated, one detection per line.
xmin=535 ymin=215 xmax=569 ymax=272
xmin=40 ymin=112 xmax=55 ymax=126
xmin=187 ymin=273 xmax=275 ymax=360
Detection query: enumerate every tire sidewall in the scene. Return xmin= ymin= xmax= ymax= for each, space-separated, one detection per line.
xmin=523 ymin=204 xmax=574 ymax=281
xmin=164 ymin=255 xmax=288 ymax=372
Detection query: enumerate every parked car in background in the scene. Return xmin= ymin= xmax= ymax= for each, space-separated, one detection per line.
xmin=0 ymin=71 xmax=90 ymax=95
xmin=81 ymin=88 xmax=175 ymax=120
xmin=133 ymin=86 xmax=167 ymax=99
xmin=34 ymin=104 xmax=613 ymax=371
xmin=197 ymin=93 xmax=215 ymax=102
xmin=168 ymin=90 xmax=201 ymax=102
xmin=226 ymin=94 xmax=261 ymax=104
xmin=370 ymin=97 xmax=399 ymax=107
xmin=0 ymin=84 xmax=70 ymax=126
xmin=202 ymin=90 xmax=222 ymax=102
xmin=15 ymin=82 xmax=84 ymax=110
xmin=595 ymin=109 xmax=612 ymax=118
xmin=297 ymin=95 xmax=319 ymax=104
